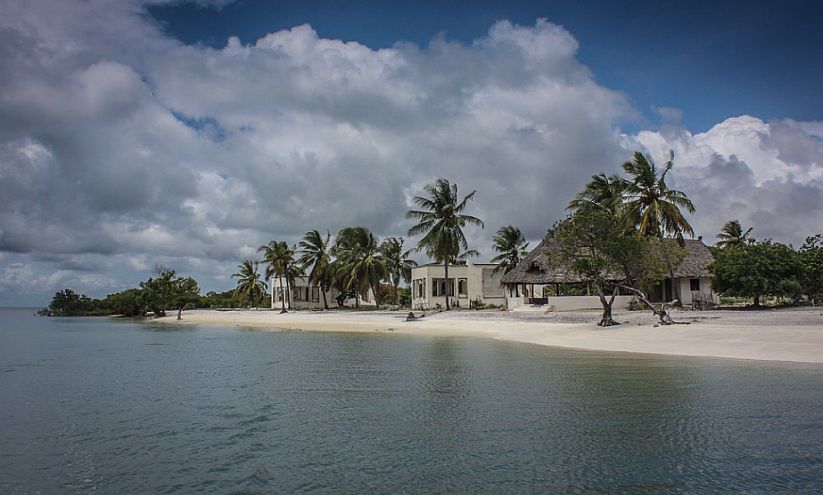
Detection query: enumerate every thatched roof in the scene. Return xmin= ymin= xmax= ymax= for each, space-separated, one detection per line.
xmin=500 ymin=237 xmax=714 ymax=285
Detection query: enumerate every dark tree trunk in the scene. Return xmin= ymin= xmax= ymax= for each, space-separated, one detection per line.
xmin=322 ymin=287 xmax=328 ymax=310
xmin=372 ymin=282 xmax=380 ymax=309
xmin=278 ymin=275 xmax=287 ymax=313
xmin=444 ymin=259 xmax=451 ymax=310
xmin=753 ymin=295 xmax=760 ymax=307
xmin=177 ymin=306 xmax=183 ymax=320
xmin=394 ymin=280 xmax=400 ymax=306
xmin=596 ymin=285 xmax=619 ymax=326
xmin=617 ymin=284 xmax=681 ymax=325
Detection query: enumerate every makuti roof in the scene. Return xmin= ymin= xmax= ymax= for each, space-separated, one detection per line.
xmin=500 ymin=237 xmax=714 ymax=285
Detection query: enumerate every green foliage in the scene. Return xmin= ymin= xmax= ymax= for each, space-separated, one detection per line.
xmin=490 ymin=225 xmax=529 ymax=275
xmin=231 ymin=260 xmax=267 ymax=308
xmin=710 ymin=240 xmax=803 ymax=306
xmin=140 ymin=268 xmax=200 ymax=317
xmin=569 ymin=151 xmax=695 ymax=241
xmin=333 ymin=226 xmax=386 ymax=308
xmin=47 ymin=289 xmax=98 ymax=316
xmin=397 ymin=287 xmax=411 ymax=307
xmin=198 ymin=290 xmax=242 ymax=309
xmin=716 ymin=220 xmax=754 ymax=248
xmin=379 ymin=236 xmax=417 ymax=305
xmin=102 ymin=288 xmax=144 ymax=316
xmin=799 ymin=234 xmax=823 ymax=303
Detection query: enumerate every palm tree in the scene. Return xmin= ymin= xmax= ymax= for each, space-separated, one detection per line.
xmin=406 ymin=178 xmax=484 ymax=310
xmin=621 ymin=151 xmax=695 ymax=239
xmin=380 ymin=237 xmax=417 ymax=306
xmin=231 ymin=260 xmax=267 ymax=308
xmin=716 ymin=220 xmax=754 ymax=248
xmin=333 ymin=227 xmax=387 ymax=309
xmin=258 ymin=240 xmax=301 ymax=313
xmin=297 ymin=230 xmax=332 ymax=309
xmin=490 ymin=225 xmax=529 ymax=297
xmin=568 ymin=173 xmax=626 ymax=215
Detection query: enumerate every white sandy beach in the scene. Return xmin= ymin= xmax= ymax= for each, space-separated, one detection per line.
xmin=166 ymin=307 xmax=823 ymax=364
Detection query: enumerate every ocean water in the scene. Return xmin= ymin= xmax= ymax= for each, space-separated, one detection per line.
xmin=1 ymin=308 xmax=822 ymax=494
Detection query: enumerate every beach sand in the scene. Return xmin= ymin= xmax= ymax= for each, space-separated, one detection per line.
xmin=165 ymin=307 xmax=823 ymax=364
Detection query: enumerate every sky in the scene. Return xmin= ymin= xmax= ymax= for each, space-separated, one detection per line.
xmin=1 ymin=0 xmax=822 ymax=306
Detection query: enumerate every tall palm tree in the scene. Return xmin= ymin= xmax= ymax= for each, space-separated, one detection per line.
xmin=716 ymin=220 xmax=754 ymax=248
xmin=333 ymin=226 xmax=387 ymax=309
xmin=568 ymin=173 xmax=626 ymax=215
xmin=231 ymin=260 xmax=267 ymax=308
xmin=621 ymin=151 xmax=695 ymax=239
xmin=258 ymin=240 xmax=301 ymax=313
xmin=380 ymin=237 xmax=417 ymax=306
xmin=297 ymin=230 xmax=332 ymax=309
xmin=406 ymin=178 xmax=484 ymax=310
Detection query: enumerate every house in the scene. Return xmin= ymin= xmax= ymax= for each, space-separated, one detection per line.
xmin=409 ymin=262 xmax=506 ymax=310
xmin=500 ymin=237 xmax=719 ymax=311
xmin=270 ymin=276 xmax=377 ymax=310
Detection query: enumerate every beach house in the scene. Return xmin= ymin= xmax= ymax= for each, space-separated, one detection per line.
xmin=501 ymin=237 xmax=719 ymax=311
xmin=270 ymin=276 xmax=377 ymax=310
xmin=409 ymin=261 xmax=506 ymax=310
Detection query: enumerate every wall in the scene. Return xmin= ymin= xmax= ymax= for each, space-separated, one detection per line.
xmin=509 ymin=295 xmax=635 ymax=312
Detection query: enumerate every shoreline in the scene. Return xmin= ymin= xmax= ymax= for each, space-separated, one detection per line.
xmin=161 ymin=307 xmax=823 ymax=364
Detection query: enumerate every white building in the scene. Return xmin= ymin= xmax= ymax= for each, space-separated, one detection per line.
xmin=409 ymin=262 xmax=506 ymax=310
xmin=270 ymin=276 xmax=377 ymax=310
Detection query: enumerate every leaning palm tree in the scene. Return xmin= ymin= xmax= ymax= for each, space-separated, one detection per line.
xmin=621 ymin=151 xmax=695 ymax=239
xmin=406 ymin=178 xmax=484 ymax=310
xmin=231 ymin=260 xmax=267 ymax=308
xmin=258 ymin=240 xmax=300 ymax=313
xmin=333 ymin=226 xmax=386 ymax=309
xmin=297 ymin=230 xmax=332 ymax=309
xmin=380 ymin=237 xmax=417 ymax=306
xmin=568 ymin=173 xmax=626 ymax=215
xmin=491 ymin=225 xmax=529 ymax=275
xmin=716 ymin=220 xmax=754 ymax=248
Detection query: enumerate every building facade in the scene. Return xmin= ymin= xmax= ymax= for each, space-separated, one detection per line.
xmin=409 ymin=262 xmax=506 ymax=310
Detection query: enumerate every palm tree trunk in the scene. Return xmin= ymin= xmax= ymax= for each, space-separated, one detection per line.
xmin=278 ymin=274 xmax=287 ymax=313
xmin=286 ymin=278 xmax=292 ymax=309
xmin=394 ymin=279 xmax=400 ymax=306
xmin=321 ymin=287 xmax=328 ymax=310
xmin=444 ymin=259 xmax=450 ymax=310
xmin=372 ymin=282 xmax=380 ymax=309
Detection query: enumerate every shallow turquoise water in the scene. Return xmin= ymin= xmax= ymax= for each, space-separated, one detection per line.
xmin=1 ymin=308 xmax=822 ymax=493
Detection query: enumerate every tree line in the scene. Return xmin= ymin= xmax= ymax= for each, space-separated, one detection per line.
xmin=710 ymin=222 xmax=822 ymax=306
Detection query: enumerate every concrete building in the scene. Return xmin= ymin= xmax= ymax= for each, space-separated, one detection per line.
xmin=409 ymin=262 xmax=506 ymax=310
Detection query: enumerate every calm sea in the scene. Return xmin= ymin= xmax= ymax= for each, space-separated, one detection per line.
xmin=1 ymin=307 xmax=822 ymax=494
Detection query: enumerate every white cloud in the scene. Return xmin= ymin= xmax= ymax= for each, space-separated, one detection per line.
xmin=630 ymin=115 xmax=823 ymax=245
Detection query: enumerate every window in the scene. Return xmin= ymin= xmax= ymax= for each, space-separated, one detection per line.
xmin=417 ymin=280 xmax=424 ymax=298
xmin=458 ymin=278 xmax=468 ymax=297
xmin=690 ymin=279 xmax=701 ymax=291
xmin=311 ymin=287 xmax=320 ymax=302
xmin=432 ymin=279 xmax=438 ymax=296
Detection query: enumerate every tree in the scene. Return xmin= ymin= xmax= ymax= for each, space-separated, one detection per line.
xmin=406 ymin=178 xmax=484 ymax=310
xmin=139 ymin=267 xmax=200 ymax=319
xmin=333 ymin=226 xmax=386 ymax=309
xmin=259 ymin=241 xmax=302 ymax=313
xmin=552 ymin=211 xmax=682 ymax=326
xmin=716 ymin=220 xmax=754 ymax=249
xmin=799 ymin=234 xmax=823 ymax=304
xmin=380 ymin=236 xmax=417 ymax=306
xmin=710 ymin=240 xmax=803 ymax=306
xmin=231 ymin=260 xmax=267 ymax=309
xmin=47 ymin=289 xmax=93 ymax=316
xmin=297 ymin=230 xmax=333 ymax=310
xmin=568 ymin=173 xmax=625 ymax=215
xmin=621 ymin=151 xmax=695 ymax=239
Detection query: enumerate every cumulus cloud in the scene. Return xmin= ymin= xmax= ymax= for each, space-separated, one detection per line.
xmin=0 ymin=1 xmax=820 ymax=304
xmin=630 ymin=115 xmax=823 ymax=246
